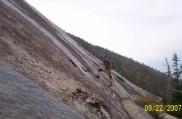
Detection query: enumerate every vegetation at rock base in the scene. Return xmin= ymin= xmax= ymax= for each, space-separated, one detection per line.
xmin=135 ymin=96 xmax=162 ymax=119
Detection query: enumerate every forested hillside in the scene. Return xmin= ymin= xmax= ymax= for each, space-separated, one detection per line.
xmin=67 ymin=33 xmax=167 ymax=98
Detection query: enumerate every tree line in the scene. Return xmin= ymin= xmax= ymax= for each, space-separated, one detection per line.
xmin=165 ymin=53 xmax=182 ymax=103
xmin=165 ymin=53 xmax=182 ymax=118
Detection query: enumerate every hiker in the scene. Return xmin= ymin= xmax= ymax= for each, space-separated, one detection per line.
xmin=96 ymin=55 xmax=113 ymax=86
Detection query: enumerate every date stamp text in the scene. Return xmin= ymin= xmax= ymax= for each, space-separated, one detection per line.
xmin=145 ymin=105 xmax=182 ymax=112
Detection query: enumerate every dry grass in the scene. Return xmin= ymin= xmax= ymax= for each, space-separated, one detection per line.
xmin=135 ymin=96 xmax=163 ymax=119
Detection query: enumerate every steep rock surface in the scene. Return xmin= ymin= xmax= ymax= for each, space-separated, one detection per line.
xmin=0 ymin=0 xmax=177 ymax=119
xmin=0 ymin=61 xmax=85 ymax=119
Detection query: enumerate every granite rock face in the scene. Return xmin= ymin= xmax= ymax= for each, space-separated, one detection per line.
xmin=0 ymin=61 xmax=85 ymax=119
xmin=0 ymin=0 xmax=177 ymax=119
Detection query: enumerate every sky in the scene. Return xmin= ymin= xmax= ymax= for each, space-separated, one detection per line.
xmin=25 ymin=0 xmax=182 ymax=72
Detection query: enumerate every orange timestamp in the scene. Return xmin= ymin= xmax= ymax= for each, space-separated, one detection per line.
xmin=144 ymin=104 xmax=182 ymax=112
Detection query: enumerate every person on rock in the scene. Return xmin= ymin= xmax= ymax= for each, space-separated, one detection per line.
xmin=96 ymin=55 xmax=113 ymax=86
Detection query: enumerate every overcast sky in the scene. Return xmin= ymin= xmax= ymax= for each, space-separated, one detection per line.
xmin=26 ymin=0 xmax=182 ymax=72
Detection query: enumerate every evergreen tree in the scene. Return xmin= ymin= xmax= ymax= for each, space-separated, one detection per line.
xmin=172 ymin=53 xmax=180 ymax=81
xmin=181 ymin=64 xmax=182 ymax=72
